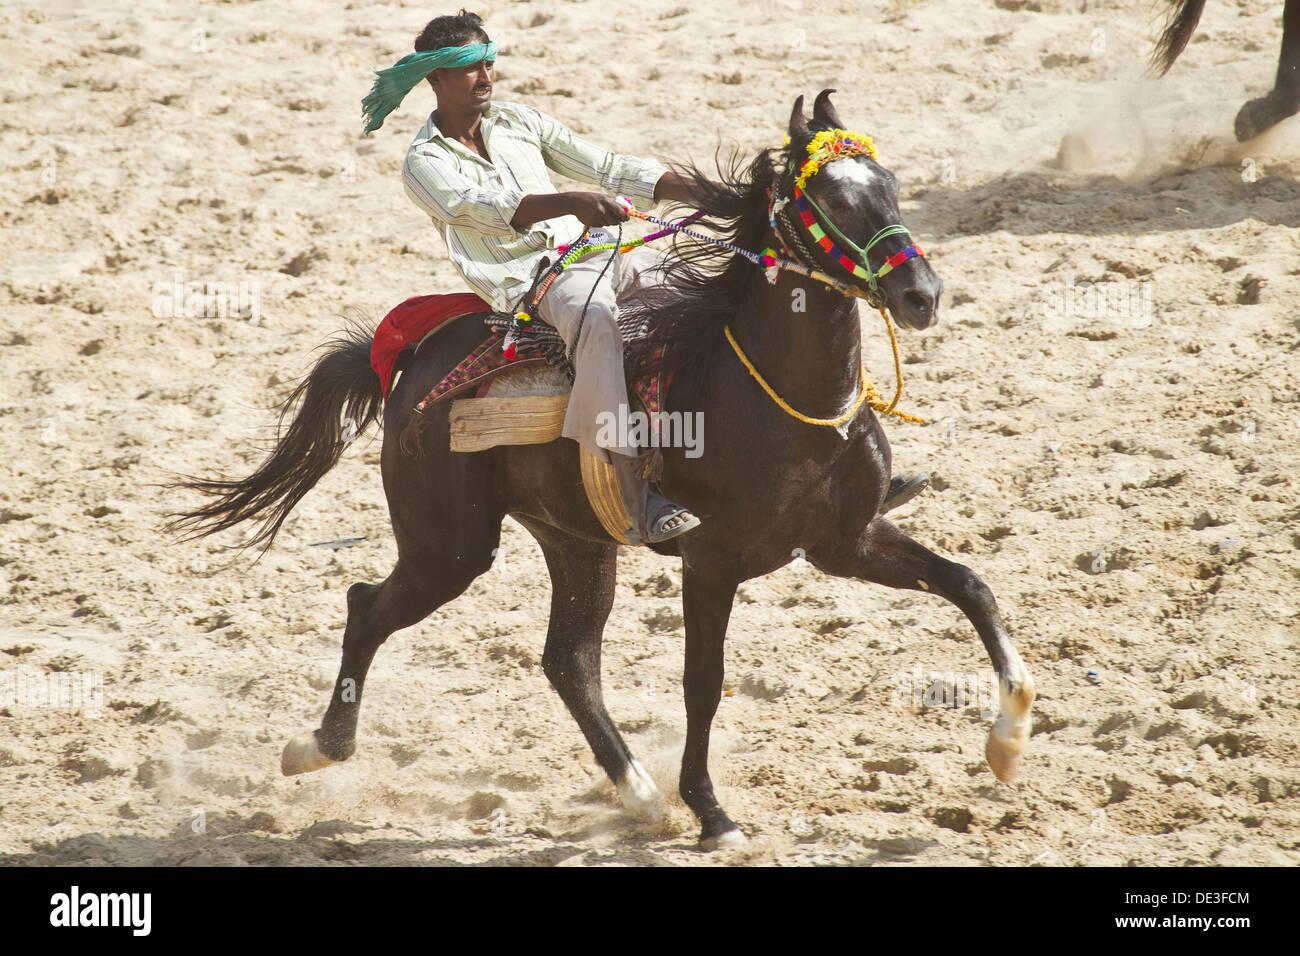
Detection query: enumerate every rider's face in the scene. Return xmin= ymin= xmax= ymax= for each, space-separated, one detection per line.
xmin=432 ymin=58 xmax=495 ymax=114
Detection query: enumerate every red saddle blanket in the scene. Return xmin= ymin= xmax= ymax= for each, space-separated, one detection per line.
xmin=370 ymin=292 xmax=488 ymax=399
xmin=372 ymin=292 xmax=671 ymax=455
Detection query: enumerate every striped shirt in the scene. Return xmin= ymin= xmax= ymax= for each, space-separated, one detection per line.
xmin=402 ymin=100 xmax=668 ymax=308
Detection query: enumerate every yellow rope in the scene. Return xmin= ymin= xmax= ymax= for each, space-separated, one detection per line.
xmin=874 ymin=304 xmax=915 ymax=419
xmin=723 ymin=305 xmax=925 ymax=427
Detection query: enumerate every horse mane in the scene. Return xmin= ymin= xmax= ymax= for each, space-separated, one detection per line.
xmin=624 ymin=121 xmax=835 ymax=382
xmin=622 ymin=148 xmax=774 ymax=382
xmin=1151 ymin=0 xmax=1207 ymax=76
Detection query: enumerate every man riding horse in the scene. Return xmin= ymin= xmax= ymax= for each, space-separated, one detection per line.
xmin=362 ymin=10 xmax=927 ymax=543
xmin=175 ymin=36 xmax=1020 ymax=847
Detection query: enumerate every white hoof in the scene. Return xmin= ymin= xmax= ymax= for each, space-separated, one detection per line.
xmin=986 ymin=720 xmax=1028 ymax=782
xmin=281 ymin=732 xmax=336 ymax=776
xmin=986 ymin=667 xmax=1035 ymax=782
xmin=617 ymin=759 xmax=664 ymax=821
xmin=701 ymin=828 xmax=747 ymax=851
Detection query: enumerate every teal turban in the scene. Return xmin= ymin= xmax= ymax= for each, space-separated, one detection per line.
xmin=361 ymin=41 xmax=497 ymax=134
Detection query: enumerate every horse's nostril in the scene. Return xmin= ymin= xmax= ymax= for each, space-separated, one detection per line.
xmin=902 ymin=289 xmax=934 ymax=319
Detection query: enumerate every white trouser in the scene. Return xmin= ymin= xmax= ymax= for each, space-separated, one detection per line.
xmin=535 ymin=236 xmax=668 ymax=462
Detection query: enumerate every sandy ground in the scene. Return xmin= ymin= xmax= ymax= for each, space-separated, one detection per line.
xmin=1 ymin=0 xmax=1297 ymax=867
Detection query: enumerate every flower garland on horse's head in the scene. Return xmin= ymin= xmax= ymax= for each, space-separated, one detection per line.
xmin=792 ymin=129 xmax=879 ymax=189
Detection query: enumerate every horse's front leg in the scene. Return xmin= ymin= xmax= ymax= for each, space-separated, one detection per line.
xmin=810 ymin=517 xmax=1035 ymax=782
xmin=679 ymin=559 xmax=745 ymax=849
xmin=1235 ymin=0 xmax=1300 ymax=140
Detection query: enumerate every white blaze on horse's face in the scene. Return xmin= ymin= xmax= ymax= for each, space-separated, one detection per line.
xmin=813 ymin=156 xmax=901 ymax=232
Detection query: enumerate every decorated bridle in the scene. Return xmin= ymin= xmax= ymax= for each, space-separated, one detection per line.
xmin=764 ymin=129 xmax=925 ymax=309
xmin=725 ymin=126 xmax=927 ymax=426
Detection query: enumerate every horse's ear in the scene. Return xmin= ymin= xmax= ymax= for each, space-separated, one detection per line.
xmin=812 ymin=88 xmax=845 ymax=130
xmin=788 ymin=95 xmax=809 ymax=142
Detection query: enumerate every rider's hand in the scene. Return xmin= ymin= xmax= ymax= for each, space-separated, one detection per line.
xmin=567 ymin=192 xmax=630 ymax=228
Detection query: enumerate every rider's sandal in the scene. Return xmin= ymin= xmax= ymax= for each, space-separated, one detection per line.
xmin=645 ymin=491 xmax=701 ymax=543
xmin=880 ymin=472 xmax=930 ymax=514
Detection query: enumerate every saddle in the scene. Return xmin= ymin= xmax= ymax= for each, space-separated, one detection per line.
xmin=370 ymin=293 xmax=668 ymax=546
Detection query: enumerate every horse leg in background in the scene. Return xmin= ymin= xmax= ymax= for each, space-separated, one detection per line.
xmin=1235 ymin=0 xmax=1300 ymax=140
xmin=678 ymin=558 xmax=745 ymax=849
xmin=810 ymin=518 xmax=1035 ymax=783
xmin=281 ymin=534 xmax=499 ymax=775
xmin=521 ymin=520 xmax=664 ymax=819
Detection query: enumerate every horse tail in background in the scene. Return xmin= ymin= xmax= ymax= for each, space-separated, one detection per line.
xmin=1152 ymin=0 xmax=1209 ymax=75
xmin=167 ymin=324 xmax=382 ymax=552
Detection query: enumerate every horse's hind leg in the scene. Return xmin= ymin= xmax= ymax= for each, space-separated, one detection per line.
xmin=1235 ymin=0 xmax=1300 ymax=140
xmin=811 ymin=518 xmax=1035 ymax=782
xmin=522 ymin=520 xmax=664 ymax=819
xmin=281 ymin=543 xmax=495 ymax=774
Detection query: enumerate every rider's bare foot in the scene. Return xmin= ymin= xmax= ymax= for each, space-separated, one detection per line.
xmin=646 ymin=491 xmax=700 ymax=542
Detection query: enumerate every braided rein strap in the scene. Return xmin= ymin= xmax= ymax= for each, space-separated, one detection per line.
xmin=502 ymin=230 xmax=593 ymax=359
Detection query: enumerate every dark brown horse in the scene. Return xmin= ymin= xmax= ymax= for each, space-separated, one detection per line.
xmin=170 ymin=91 xmax=1035 ymax=850
xmin=1155 ymin=0 xmax=1300 ymax=140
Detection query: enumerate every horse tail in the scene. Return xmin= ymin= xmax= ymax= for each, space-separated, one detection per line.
xmin=167 ymin=323 xmax=382 ymax=553
xmin=1152 ymin=0 xmax=1208 ymax=76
